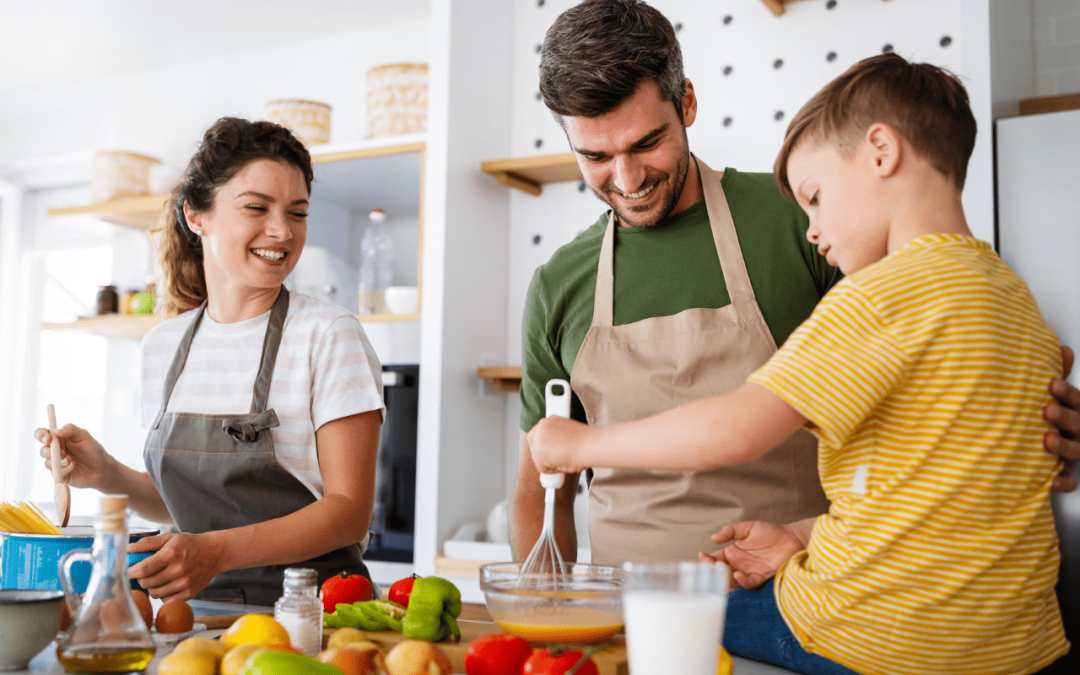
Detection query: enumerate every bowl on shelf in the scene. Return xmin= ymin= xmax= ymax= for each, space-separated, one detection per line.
xmin=479 ymin=562 xmax=626 ymax=644
xmin=0 ymin=590 xmax=64 ymax=670
xmin=384 ymin=286 xmax=419 ymax=315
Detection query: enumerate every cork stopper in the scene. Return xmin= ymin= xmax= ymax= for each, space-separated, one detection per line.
xmin=99 ymin=494 xmax=128 ymax=514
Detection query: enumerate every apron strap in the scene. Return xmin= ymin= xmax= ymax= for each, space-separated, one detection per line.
xmin=694 ymin=155 xmax=762 ymax=309
xmin=250 ymin=287 xmax=290 ymax=413
xmin=151 ymin=302 xmax=208 ymax=430
xmin=593 ymin=213 xmax=617 ymax=327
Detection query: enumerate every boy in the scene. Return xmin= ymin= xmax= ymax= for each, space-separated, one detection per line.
xmin=528 ymin=53 xmax=1069 ymax=675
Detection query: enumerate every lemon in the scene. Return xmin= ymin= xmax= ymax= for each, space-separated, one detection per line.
xmin=718 ymin=647 xmax=734 ymax=675
xmin=221 ymin=614 xmax=292 ymax=649
xmin=221 ymin=644 xmax=269 ymax=675
xmin=173 ymin=636 xmax=228 ymax=661
xmin=158 ymin=650 xmax=216 ymax=675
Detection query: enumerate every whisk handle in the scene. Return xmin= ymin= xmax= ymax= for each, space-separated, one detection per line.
xmin=545 ymin=379 xmax=571 ymax=419
xmin=540 ymin=472 xmax=565 ymax=490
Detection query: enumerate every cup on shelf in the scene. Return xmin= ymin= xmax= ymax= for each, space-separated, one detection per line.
xmin=384 ymin=286 xmax=419 ymax=315
xmin=621 ymin=561 xmax=729 ymax=675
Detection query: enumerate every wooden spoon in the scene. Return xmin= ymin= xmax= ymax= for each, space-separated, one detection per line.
xmin=46 ymin=404 xmax=71 ymax=528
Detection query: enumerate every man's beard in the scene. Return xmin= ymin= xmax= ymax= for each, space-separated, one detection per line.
xmin=591 ymin=134 xmax=692 ymax=228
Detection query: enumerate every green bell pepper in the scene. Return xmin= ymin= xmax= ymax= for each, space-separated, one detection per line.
xmin=323 ymin=598 xmax=405 ymax=631
xmin=401 ymin=576 xmax=462 ymax=642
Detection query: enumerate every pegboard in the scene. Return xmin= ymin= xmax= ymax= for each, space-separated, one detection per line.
xmin=505 ymin=0 xmax=965 ymax=358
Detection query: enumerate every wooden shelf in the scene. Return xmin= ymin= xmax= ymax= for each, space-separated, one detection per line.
xmin=357 ymin=312 xmax=421 ymax=323
xmin=479 ymin=153 xmax=581 ymax=196
xmin=762 ymin=0 xmax=889 ymax=16
xmin=476 ymin=365 xmax=522 ymax=393
xmin=1019 ymin=93 xmax=1080 ymax=116
xmin=47 ymin=194 xmax=167 ymax=232
xmin=42 ymin=314 xmax=163 ymax=340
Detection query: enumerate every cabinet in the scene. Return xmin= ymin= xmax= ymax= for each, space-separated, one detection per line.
xmin=42 ymin=135 xmax=427 ymax=339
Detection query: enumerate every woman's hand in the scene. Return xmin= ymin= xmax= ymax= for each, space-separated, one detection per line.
xmin=700 ymin=520 xmax=808 ymax=590
xmin=35 ymin=424 xmax=110 ymax=491
xmin=127 ymin=532 xmax=226 ymax=603
xmin=1046 ymin=345 xmax=1079 ymax=492
xmin=527 ymin=416 xmax=593 ymax=475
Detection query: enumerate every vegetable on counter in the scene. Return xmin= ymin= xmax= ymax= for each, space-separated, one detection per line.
xmin=463 ymin=634 xmax=534 ymax=675
xmin=522 ymin=649 xmax=599 ymax=675
xmin=389 ymin=573 xmax=419 ymax=608
xmin=324 ymin=598 xmax=406 ymax=632
xmin=240 ymin=648 xmax=343 ymax=675
xmin=321 ymin=571 xmax=375 ymax=613
xmin=401 ymin=576 xmax=462 ymax=643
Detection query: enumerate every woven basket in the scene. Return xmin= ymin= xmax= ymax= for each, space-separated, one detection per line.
xmin=90 ymin=151 xmax=161 ymax=203
xmin=265 ymin=99 xmax=332 ymax=146
xmin=366 ymin=63 xmax=428 ymax=137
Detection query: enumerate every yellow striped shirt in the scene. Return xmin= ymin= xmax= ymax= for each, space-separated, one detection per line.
xmin=749 ymin=234 xmax=1068 ymax=675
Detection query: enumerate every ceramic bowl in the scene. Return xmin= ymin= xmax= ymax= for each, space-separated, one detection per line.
xmin=0 ymin=590 xmax=64 ymax=671
xmin=384 ymin=286 xmax=419 ymax=315
xmin=479 ymin=562 xmax=626 ymax=643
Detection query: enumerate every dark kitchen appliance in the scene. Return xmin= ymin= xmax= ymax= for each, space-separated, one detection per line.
xmin=364 ymin=364 xmax=418 ymax=563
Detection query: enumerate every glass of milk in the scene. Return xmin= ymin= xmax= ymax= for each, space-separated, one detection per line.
xmin=621 ymin=561 xmax=729 ymax=675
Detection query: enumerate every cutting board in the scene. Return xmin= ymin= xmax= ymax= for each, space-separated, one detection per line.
xmin=199 ymin=604 xmax=628 ymax=674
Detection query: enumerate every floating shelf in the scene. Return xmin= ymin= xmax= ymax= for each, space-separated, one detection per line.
xmin=762 ymin=0 xmax=890 ymax=17
xmin=476 ymin=365 xmax=522 ymax=393
xmin=1019 ymin=93 xmax=1080 ymax=116
xmin=359 ymin=312 xmax=421 ymax=323
xmin=47 ymin=194 xmax=167 ymax=232
xmin=480 ymin=153 xmax=581 ymax=196
xmin=42 ymin=314 xmax=163 ymax=340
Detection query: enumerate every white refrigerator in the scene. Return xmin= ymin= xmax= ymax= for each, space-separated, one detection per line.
xmin=997 ymin=108 xmax=1080 ymax=660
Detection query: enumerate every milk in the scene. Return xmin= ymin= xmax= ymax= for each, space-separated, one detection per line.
xmin=623 ymin=590 xmax=727 ymax=675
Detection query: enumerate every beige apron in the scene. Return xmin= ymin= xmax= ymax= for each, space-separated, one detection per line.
xmin=571 ymin=155 xmax=828 ymax=565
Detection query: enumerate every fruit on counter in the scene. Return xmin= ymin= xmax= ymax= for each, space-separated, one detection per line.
xmin=718 ymin=646 xmax=734 ymax=675
xmin=463 ymin=634 xmax=534 ymax=675
xmin=318 ymin=644 xmax=385 ymax=675
xmin=155 ymin=598 xmax=195 ymax=633
xmin=221 ymin=644 xmax=269 ymax=675
xmin=322 ymin=571 xmax=375 ymax=614
xmin=173 ymin=636 xmax=229 ymax=661
xmin=326 ymin=626 xmax=370 ymax=649
xmin=389 ymin=574 xmax=419 ymax=608
xmin=325 ymin=598 xmax=406 ymax=632
xmin=385 ymin=640 xmax=452 ymax=675
xmin=522 ymin=649 xmax=599 ymax=675
xmin=400 ymin=576 xmax=462 ymax=643
xmin=157 ymin=649 xmax=217 ymax=675
xmin=131 ymin=590 xmax=153 ymax=629
xmin=239 ymin=648 xmax=345 ymax=675
xmin=222 ymin=613 xmax=293 ymax=649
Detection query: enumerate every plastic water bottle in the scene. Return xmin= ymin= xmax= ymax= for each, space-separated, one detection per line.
xmin=358 ymin=209 xmax=393 ymax=314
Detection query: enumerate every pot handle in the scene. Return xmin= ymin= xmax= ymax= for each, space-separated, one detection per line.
xmin=59 ymin=548 xmax=91 ymax=617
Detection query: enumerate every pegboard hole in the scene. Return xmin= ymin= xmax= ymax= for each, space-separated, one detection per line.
xmin=826 ymin=51 xmax=837 ymax=62
xmin=578 ymin=182 xmax=588 ymax=193
xmin=723 ymin=117 xmax=733 ymax=127
xmin=537 ymin=0 xmax=545 ymax=6
xmin=723 ymin=65 xmax=733 ymax=76
xmin=534 ymin=138 xmax=543 ymax=149
xmin=532 ymin=235 xmax=542 ymax=245
xmin=882 ymin=43 xmax=894 ymax=53
xmin=674 ymin=22 xmax=683 ymax=33
xmin=773 ymin=59 xmax=784 ymax=70
xmin=940 ymin=36 xmax=952 ymax=47
xmin=826 ymin=0 xmax=838 ymax=9
xmin=536 ymin=91 xmax=542 ymax=101
xmin=775 ymin=111 xmax=785 ymax=122
xmin=723 ymin=15 xmax=733 ymax=25
xmin=535 ymin=44 xmax=542 ymax=54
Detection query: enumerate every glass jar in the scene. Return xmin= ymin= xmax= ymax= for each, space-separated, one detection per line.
xmin=95 ymin=285 xmax=119 ymax=315
xmin=57 ymin=495 xmax=155 ymax=672
xmin=274 ymin=568 xmax=322 ymax=656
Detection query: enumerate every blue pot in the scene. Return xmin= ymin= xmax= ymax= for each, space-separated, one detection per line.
xmin=0 ymin=526 xmax=158 ymax=594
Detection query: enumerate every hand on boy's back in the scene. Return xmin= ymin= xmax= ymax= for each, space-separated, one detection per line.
xmin=700 ymin=521 xmax=808 ymax=590
xmin=1046 ymin=346 xmax=1079 ymax=493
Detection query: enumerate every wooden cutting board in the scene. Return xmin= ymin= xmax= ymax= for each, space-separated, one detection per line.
xmin=199 ymin=604 xmax=628 ymax=674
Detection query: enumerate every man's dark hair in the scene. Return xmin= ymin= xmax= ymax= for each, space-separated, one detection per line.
xmin=539 ymin=0 xmax=685 ymax=124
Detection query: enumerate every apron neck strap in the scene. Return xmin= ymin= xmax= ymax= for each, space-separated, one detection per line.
xmin=149 ymin=288 xmax=290 ymax=429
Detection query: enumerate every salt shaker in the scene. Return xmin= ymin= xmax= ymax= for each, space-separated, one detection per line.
xmin=274 ymin=568 xmax=322 ymax=656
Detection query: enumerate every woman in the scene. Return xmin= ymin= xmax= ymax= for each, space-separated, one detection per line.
xmin=36 ymin=117 xmax=384 ymax=606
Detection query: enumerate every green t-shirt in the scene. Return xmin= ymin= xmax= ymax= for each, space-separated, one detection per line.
xmin=520 ymin=167 xmax=843 ymax=430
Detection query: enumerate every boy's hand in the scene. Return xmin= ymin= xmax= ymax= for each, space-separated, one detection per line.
xmin=700 ymin=521 xmax=806 ymax=590
xmin=528 ymin=416 xmax=592 ymax=475
xmin=1046 ymin=345 xmax=1078 ymax=492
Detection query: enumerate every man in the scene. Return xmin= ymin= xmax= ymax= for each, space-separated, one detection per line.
xmin=510 ymin=0 xmax=1080 ymax=567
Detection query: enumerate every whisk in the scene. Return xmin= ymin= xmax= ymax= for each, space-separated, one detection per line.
xmin=518 ymin=379 xmax=572 ymax=590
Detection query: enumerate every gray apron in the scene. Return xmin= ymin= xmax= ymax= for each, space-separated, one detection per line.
xmin=144 ymin=288 xmax=368 ymax=606
xmin=571 ymin=155 xmax=829 ymax=565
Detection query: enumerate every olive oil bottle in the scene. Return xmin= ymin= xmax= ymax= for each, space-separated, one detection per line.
xmin=57 ymin=495 xmax=156 ymax=672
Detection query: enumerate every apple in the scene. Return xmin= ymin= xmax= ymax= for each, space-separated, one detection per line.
xmin=318 ymin=646 xmax=384 ymax=675
xmin=385 ymin=640 xmax=453 ymax=675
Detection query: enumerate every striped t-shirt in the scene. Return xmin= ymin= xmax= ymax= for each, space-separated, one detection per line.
xmin=140 ymin=292 xmax=384 ymax=498
xmin=749 ymin=234 xmax=1068 ymax=675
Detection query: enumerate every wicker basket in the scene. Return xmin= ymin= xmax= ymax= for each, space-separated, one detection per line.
xmin=90 ymin=151 xmax=161 ymax=203
xmin=264 ymin=99 xmax=332 ymax=146
xmin=366 ymin=63 xmax=428 ymax=138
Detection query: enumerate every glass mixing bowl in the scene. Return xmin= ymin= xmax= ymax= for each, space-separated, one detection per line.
xmin=479 ymin=562 xmax=626 ymax=643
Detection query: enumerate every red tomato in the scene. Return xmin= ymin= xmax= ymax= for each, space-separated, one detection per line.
xmin=320 ymin=571 xmax=374 ymax=614
xmin=388 ymin=574 xmax=419 ymax=608
xmin=523 ymin=650 xmax=599 ymax=675
xmin=463 ymin=634 xmax=533 ymax=675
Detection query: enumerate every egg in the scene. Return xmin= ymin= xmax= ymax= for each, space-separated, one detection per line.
xmin=155 ymin=598 xmax=195 ymax=634
xmin=131 ymin=590 xmax=153 ymax=629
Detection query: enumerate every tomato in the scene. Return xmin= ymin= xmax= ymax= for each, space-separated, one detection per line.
xmin=320 ymin=572 xmax=374 ymax=614
xmin=522 ymin=649 xmax=599 ymax=675
xmin=463 ymin=634 xmax=533 ymax=675
xmin=388 ymin=574 xmax=419 ymax=608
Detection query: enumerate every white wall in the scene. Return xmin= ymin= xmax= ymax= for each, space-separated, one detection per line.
xmin=1035 ymin=0 xmax=1080 ymax=95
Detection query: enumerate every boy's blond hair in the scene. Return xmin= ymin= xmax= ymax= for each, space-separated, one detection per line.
xmin=774 ymin=53 xmax=976 ymax=201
